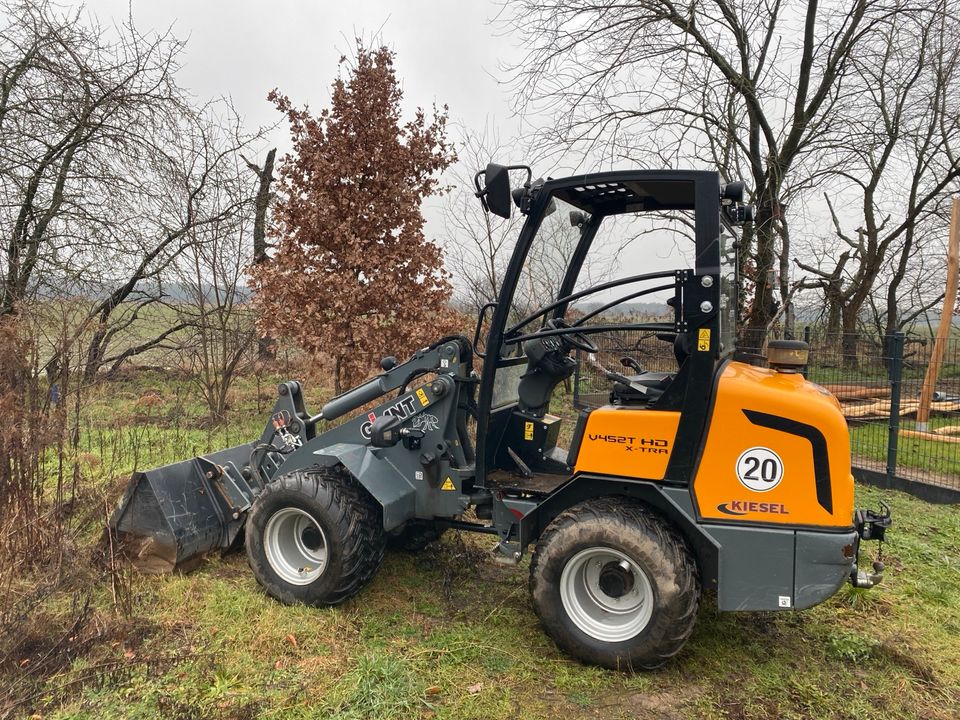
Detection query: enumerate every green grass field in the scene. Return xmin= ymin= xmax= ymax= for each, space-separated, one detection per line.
xmin=3 ymin=372 xmax=960 ymax=719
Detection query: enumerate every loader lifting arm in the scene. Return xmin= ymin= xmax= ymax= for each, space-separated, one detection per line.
xmin=109 ymin=336 xmax=476 ymax=572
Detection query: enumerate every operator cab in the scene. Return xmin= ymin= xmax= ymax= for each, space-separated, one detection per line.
xmin=471 ymin=165 xmax=750 ymax=491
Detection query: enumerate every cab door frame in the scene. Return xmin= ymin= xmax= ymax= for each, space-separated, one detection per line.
xmin=474 ymin=170 xmax=724 ymax=488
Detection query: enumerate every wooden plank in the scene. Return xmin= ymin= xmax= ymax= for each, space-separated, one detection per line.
xmin=900 ymin=428 xmax=960 ymax=444
xmin=917 ymin=196 xmax=960 ymax=428
xmin=822 ymin=384 xmax=891 ymax=400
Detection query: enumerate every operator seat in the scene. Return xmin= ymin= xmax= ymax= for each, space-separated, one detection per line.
xmin=517 ymin=334 xmax=575 ymax=418
xmin=609 ymin=332 xmax=689 ymax=405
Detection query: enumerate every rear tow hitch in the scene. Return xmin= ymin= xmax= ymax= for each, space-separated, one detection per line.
xmin=851 ymin=502 xmax=892 ymax=589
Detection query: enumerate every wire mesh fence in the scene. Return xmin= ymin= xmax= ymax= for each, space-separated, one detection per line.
xmin=808 ymin=331 xmax=960 ymax=500
xmin=572 ymin=327 xmax=960 ymax=501
xmin=572 ymin=329 xmax=680 ymax=408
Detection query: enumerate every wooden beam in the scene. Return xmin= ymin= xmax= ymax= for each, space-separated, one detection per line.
xmin=900 ymin=429 xmax=960 ymax=444
xmin=917 ymin=196 xmax=960 ymax=430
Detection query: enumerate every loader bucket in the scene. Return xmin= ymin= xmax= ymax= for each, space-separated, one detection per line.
xmin=109 ymin=442 xmax=264 ymax=573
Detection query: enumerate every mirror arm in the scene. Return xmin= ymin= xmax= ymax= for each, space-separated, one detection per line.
xmin=473 ymin=170 xmax=491 ymax=212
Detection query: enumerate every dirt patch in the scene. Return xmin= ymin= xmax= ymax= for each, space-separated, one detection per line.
xmin=416 ymin=531 xmax=501 ymax=610
xmin=587 ymin=689 xmax=690 ymax=719
xmin=875 ymin=640 xmax=938 ymax=684
xmin=0 ymin=596 xmax=165 ymax=719
xmin=155 ymin=695 xmax=263 ymax=720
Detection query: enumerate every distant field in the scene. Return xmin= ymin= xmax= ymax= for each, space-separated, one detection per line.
xmin=2 ymin=371 xmax=959 ymax=720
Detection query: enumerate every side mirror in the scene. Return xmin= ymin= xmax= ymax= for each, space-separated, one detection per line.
xmin=370 ymin=415 xmax=402 ymax=448
xmin=484 ymin=163 xmax=512 ymax=219
xmin=721 ymin=180 xmax=745 ymax=203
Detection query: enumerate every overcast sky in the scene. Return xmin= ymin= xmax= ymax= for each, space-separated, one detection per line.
xmin=80 ymin=0 xmax=524 ymax=154
xmin=74 ymin=0 xmax=692 ymax=303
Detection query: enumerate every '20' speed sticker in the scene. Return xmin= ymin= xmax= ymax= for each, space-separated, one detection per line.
xmin=735 ymin=447 xmax=784 ymax=492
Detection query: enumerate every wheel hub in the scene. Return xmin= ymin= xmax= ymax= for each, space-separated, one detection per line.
xmin=263 ymin=507 xmax=328 ymax=586
xmin=598 ymin=560 xmax=635 ymax=598
xmin=301 ymin=525 xmax=324 ymax=552
xmin=559 ymin=547 xmax=654 ymax=642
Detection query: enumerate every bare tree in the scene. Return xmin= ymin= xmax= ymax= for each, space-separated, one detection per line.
xmin=504 ymin=0 xmax=918 ymax=348
xmin=0 ymin=2 xmax=265 ymax=382
xmin=441 ymin=126 xmax=525 ymax=313
xmin=441 ymin=126 xmax=627 ymax=324
xmin=243 ymin=147 xmax=276 ymax=360
xmin=794 ymin=4 xmax=960 ymax=361
xmin=176 ymin=150 xmax=259 ymax=420
xmin=0 ymin=0 xmax=183 ymax=315
xmin=78 ymin=104 xmax=263 ymax=380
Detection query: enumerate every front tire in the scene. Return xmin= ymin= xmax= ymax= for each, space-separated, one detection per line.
xmin=246 ymin=466 xmax=385 ymax=606
xmin=529 ymin=497 xmax=700 ymax=669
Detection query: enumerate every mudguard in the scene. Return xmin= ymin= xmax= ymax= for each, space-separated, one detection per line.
xmin=284 ymin=441 xmax=417 ymax=531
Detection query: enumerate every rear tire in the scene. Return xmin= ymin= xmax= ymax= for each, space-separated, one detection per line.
xmin=529 ymin=497 xmax=699 ymax=670
xmin=246 ymin=466 xmax=385 ymax=606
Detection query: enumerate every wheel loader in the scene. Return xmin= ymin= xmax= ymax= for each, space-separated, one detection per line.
xmin=110 ymin=165 xmax=891 ymax=669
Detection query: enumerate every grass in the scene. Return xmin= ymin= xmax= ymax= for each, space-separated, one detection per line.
xmin=2 ymin=371 xmax=960 ymax=719
xmin=850 ymin=417 xmax=960 ymax=478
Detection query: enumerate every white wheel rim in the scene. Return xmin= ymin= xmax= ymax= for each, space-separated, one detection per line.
xmin=264 ymin=507 xmax=328 ymax=585
xmin=559 ymin=547 xmax=654 ymax=642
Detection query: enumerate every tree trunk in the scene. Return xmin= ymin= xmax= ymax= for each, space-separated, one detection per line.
xmin=840 ymin=304 xmax=861 ymax=368
xmin=250 ymin=148 xmax=276 ymax=361
xmin=83 ymin=324 xmax=109 ymax=381
xmin=743 ymin=202 xmax=778 ymax=353
xmin=778 ymin=215 xmax=793 ymax=338
xmin=333 ymin=354 xmax=343 ymax=396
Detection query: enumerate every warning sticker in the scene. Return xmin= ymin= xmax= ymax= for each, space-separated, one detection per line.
xmin=440 ymin=477 xmax=456 ymax=491
xmin=416 ymin=388 xmax=429 ymax=407
xmin=697 ymin=328 xmax=711 ymax=351
xmin=524 ymin=421 xmax=534 ymax=441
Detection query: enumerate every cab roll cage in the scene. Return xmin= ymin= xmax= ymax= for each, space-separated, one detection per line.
xmin=473 ymin=169 xmax=729 ymax=486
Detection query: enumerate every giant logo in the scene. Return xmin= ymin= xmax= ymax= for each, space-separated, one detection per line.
xmin=360 ymin=394 xmax=420 ymax=440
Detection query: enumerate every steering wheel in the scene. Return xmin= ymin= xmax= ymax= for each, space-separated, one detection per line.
xmin=545 ymin=318 xmax=599 ymax=354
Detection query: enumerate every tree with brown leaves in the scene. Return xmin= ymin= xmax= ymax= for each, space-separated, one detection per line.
xmin=251 ymin=44 xmax=457 ymax=393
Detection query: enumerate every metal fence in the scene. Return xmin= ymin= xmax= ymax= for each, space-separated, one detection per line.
xmin=572 ymin=328 xmax=960 ymax=503
xmin=807 ymin=331 xmax=960 ymax=502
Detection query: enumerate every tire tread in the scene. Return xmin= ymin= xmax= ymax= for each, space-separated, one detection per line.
xmin=246 ymin=465 xmax=385 ymax=606
xmin=529 ymin=497 xmax=700 ymax=669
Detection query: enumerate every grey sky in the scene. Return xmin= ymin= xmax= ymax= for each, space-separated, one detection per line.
xmin=73 ymin=0 xmax=693 ymax=307
xmin=80 ymin=0 xmax=523 ymax=153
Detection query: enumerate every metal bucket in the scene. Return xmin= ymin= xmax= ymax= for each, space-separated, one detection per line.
xmin=109 ymin=442 xmax=264 ymax=572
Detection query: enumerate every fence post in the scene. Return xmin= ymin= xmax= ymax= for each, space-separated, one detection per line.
xmin=886 ymin=332 xmax=905 ymax=482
